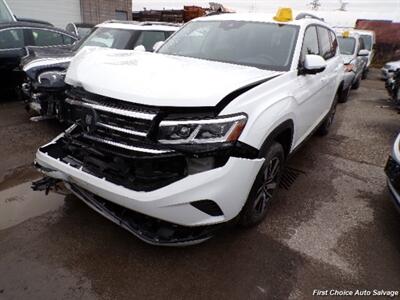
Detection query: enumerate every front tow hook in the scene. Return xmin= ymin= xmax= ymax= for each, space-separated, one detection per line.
xmin=32 ymin=177 xmax=61 ymax=195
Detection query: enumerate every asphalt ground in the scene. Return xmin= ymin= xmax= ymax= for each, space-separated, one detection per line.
xmin=0 ymin=69 xmax=399 ymax=299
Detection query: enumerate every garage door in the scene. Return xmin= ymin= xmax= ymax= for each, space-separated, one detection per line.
xmin=7 ymin=0 xmax=81 ymax=29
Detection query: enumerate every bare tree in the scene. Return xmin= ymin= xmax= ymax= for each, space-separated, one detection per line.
xmin=338 ymin=0 xmax=349 ymax=11
xmin=309 ymin=0 xmax=321 ymax=11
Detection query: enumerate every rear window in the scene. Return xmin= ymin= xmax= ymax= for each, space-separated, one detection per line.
xmin=0 ymin=28 xmax=24 ymax=49
xmin=317 ymin=26 xmax=335 ymax=60
xmin=337 ymin=37 xmax=356 ymax=55
xmin=360 ymin=34 xmax=372 ymax=50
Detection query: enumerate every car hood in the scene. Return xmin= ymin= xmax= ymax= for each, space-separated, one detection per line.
xmin=66 ymin=47 xmax=283 ymax=108
xmin=22 ymin=46 xmax=75 ymax=79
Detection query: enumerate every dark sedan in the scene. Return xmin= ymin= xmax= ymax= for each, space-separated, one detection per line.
xmin=0 ymin=21 xmax=77 ymax=98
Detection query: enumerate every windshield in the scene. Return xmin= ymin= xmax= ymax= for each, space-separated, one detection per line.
xmin=360 ymin=34 xmax=372 ymax=50
xmin=74 ymin=27 xmax=168 ymax=52
xmin=77 ymin=27 xmax=92 ymax=39
xmin=337 ymin=37 xmax=356 ymax=55
xmin=0 ymin=0 xmax=14 ymax=23
xmin=77 ymin=27 xmax=136 ymax=50
xmin=158 ymin=20 xmax=299 ymax=71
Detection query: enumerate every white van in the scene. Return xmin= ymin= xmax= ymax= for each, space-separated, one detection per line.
xmin=353 ymin=29 xmax=376 ymax=79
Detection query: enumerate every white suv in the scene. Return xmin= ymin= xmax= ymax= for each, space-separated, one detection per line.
xmin=33 ymin=10 xmax=344 ymax=245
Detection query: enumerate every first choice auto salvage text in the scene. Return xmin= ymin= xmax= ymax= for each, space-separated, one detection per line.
xmin=313 ymin=289 xmax=399 ymax=297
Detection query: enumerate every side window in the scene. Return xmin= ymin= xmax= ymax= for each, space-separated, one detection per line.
xmin=0 ymin=29 xmax=24 ymax=49
xmin=317 ymin=26 xmax=334 ymax=60
xmin=301 ymin=26 xmax=319 ymax=63
xmin=135 ymin=31 xmax=167 ymax=51
xmin=62 ymin=34 xmax=75 ymax=45
xmin=329 ymin=30 xmax=338 ymax=57
xmin=31 ymin=29 xmax=64 ymax=46
xmin=359 ymin=37 xmax=365 ymax=51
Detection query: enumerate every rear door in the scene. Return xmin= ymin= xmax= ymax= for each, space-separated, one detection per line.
xmin=316 ymin=26 xmax=341 ymax=113
xmin=0 ymin=28 xmax=26 ymax=71
xmin=0 ymin=27 xmax=27 ymax=89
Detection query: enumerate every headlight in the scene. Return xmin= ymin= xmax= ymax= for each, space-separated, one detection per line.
xmin=344 ymin=64 xmax=355 ymax=72
xmin=37 ymin=71 xmax=66 ymax=88
xmin=158 ymin=113 xmax=247 ymax=144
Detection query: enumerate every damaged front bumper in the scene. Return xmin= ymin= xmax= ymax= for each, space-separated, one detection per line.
xmin=34 ymin=127 xmax=264 ymax=245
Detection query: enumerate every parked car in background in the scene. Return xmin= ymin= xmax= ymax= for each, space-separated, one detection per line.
xmin=353 ymin=29 xmax=375 ymax=79
xmin=336 ymin=30 xmax=368 ymax=101
xmin=65 ymin=22 xmax=94 ymax=39
xmin=385 ymin=133 xmax=400 ymax=211
xmin=385 ymin=68 xmax=400 ymax=106
xmin=0 ymin=21 xmax=77 ymax=98
xmin=381 ymin=60 xmax=400 ymax=80
xmin=0 ymin=0 xmax=15 ymax=23
xmin=22 ymin=21 xmax=179 ymax=120
xmin=16 ymin=18 xmax=53 ymax=27
xmin=33 ymin=9 xmax=344 ymax=245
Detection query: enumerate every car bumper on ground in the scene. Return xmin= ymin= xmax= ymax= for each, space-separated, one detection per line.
xmin=35 ymin=132 xmax=264 ymax=244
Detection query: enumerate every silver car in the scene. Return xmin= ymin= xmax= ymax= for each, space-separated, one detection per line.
xmin=336 ymin=31 xmax=368 ymax=102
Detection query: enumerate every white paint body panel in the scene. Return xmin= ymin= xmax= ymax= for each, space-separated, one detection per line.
xmin=36 ymin=135 xmax=264 ymax=226
xmin=66 ymin=47 xmax=281 ymax=107
xmin=41 ymin=14 xmax=344 ymax=227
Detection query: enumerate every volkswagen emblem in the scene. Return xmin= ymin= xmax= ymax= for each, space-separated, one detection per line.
xmin=84 ymin=109 xmax=98 ymax=133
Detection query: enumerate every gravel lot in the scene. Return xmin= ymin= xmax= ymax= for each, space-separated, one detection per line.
xmin=0 ymin=69 xmax=399 ymax=299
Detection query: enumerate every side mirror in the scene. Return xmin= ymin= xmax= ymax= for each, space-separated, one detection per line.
xmin=302 ymin=54 xmax=327 ymax=75
xmin=133 ymin=45 xmax=146 ymax=52
xmin=153 ymin=41 xmax=164 ymax=52
xmin=358 ymin=49 xmax=370 ymax=57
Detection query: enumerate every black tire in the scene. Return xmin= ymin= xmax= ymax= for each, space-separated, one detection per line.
xmin=317 ymin=93 xmax=338 ymax=136
xmin=351 ymin=77 xmax=361 ymax=90
xmin=338 ymin=85 xmax=350 ymax=103
xmin=239 ymin=142 xmax=284 ymax=227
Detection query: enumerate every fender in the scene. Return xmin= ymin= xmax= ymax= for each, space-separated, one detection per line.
xmin=258 ymin=119 xmax=294 ymax=158
xmin=215 ymin=74 xmax=282 ymax=113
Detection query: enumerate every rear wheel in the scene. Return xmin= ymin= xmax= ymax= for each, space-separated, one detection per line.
xmin=352 ymin=77 xmax=361 ymax=90
xmin=338 ymin=85 xmax=350 ymax=103
xmin=239 ymin=142 xmax=284 ymax=227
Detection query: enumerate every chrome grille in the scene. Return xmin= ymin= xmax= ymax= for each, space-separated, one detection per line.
xmin=64 ymin=89 xmax=171 ymax=155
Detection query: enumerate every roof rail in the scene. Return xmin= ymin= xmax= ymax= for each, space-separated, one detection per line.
xmin=139 ymin=21 xmax=182 ymax=27
xmin=102 ymin=20 xmax=181 ymax=27
xmin=295 ymin=13 xmax=324 ymax=22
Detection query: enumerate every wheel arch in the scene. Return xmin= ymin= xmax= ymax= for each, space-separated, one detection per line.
xmin=258 ymin=119 xmax=294 ymax=159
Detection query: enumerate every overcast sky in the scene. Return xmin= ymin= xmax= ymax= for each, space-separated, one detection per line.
xmin=132 ymin=0 xmax=400 ymax=14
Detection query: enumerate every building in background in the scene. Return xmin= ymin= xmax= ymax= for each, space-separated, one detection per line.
xmin=6 ymin=0 xmax=132 ymax=28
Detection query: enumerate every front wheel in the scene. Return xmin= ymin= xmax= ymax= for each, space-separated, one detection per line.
xmin=239 ymin=142 xmax=284 ymax=227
